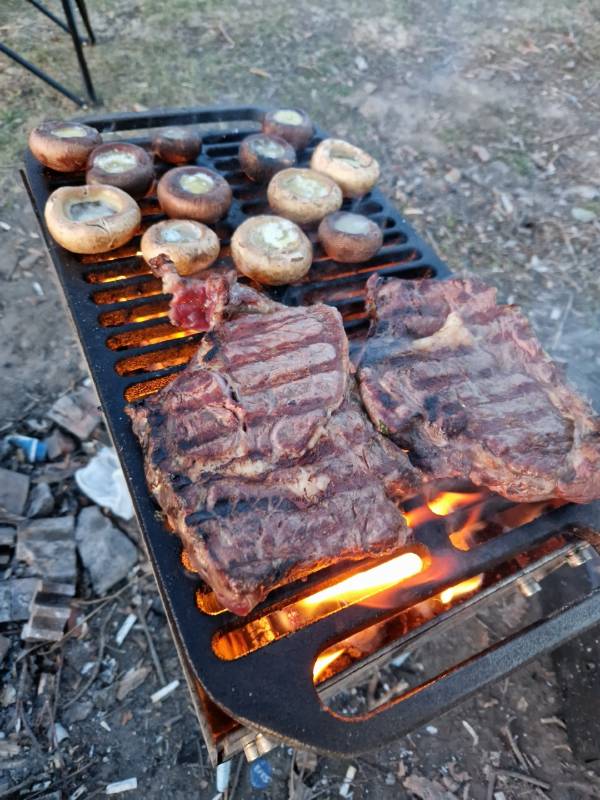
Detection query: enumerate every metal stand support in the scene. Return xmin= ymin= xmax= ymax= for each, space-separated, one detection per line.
xmin=1 ymin=0 xmax=98 ymax=107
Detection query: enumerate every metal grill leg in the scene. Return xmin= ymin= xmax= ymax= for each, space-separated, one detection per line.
xmin=0 ymin=42 xmax=86 ymax=107
xmin=61 ymin=0 xmax=98 ymax=104
xmin=74 ymin=0 xmax=96 ymax=46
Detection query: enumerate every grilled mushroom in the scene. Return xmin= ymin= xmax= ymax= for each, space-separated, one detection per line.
xmin=86 ymin=143 xmax=154 ymax=200
xmin=157 ymin=166 xmax=232 ymax=223
xmin=267 ymin=167 xmax=342 ymax=225
xmin=239 ymin=133 xmax=296 ymax=183
xmin=310 ymin=138 xmax=380 ymax=198
xmin=44 ymin=185 xmax=141 ymax=254
xmin=262 ymin=108 xmax=313 ymax=151
xmin=318 ymin=212 xmax=383 ymax=262
xmin=231 ymin=215 xmax=312 ymax=285
xmin=141 ymin=219 xmax=220 ymax=276
xmin=28 ymin=120 xmax=102 ymax=172
xmin=152 ymin=127 xmax=202 ymax=165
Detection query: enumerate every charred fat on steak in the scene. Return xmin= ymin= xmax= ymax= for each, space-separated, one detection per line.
xmin=358 ymin=275 xmax=600 ymax=504
xmin=127 ymin=295 xmax=416 ymax=614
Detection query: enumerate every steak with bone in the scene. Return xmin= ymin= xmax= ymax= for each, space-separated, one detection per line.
xmin=358 ymin=275 xmax=600 ymax=504
xmin=127 ymin=293 xmax=416 ymax=614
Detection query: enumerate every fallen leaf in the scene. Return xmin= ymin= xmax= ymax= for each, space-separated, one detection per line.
xmin=445 ymin=168 xmax=462 ymax=184
xmin=472 ymin=145 xmax=491 ymax=163
xmin=116 ymin=666 xmax=151 ymax=701
xmin=403 ymin=774 xmax=458 ymax=800
xmin=121 ymin=710 xmax=133 ymax=726
xmin=249 ymin=67 xmax=272 ymax=79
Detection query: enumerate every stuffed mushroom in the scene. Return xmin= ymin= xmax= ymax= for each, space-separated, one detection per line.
xmin=157 ymin=166 xmax=232 ymax=223
xmin=310 ymin=138 xmax=380 ymax=198
xmin=152 ymin=127 xmax=202 ymax=165
xmin=44 ymin=185 xmax=141 ymax=254
xmin=86 ymin=143 xmax=154 ymax=199
xmin=29 ymin=120 xmax=102 ymax=172
xmin=141 ymin=219 xmax=220 ymax=276
xmin=262 ymin=108 xmax=313 ymax=151
xmin=231 ymin=215 xmax=312 ymax=285
xmin=239 ymin=133 xmax=296 ymax=183
xmin=267 ymin=167 xmax=342 ymax=225
xmin=318 ymin=212 xmax=383 ymax=262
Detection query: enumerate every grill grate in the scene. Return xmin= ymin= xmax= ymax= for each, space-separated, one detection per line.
xmin=22 ymin=105 xmax=600 ymax=761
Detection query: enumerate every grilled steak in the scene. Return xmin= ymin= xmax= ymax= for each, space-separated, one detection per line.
xmin=127 ymin=297 xmax=417 ymax=614
xmin=358 ymin=275 xmax=600 ymax=503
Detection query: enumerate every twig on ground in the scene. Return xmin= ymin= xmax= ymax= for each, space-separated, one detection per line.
xmin=486 ymin=770 xmax=495 ymax=800
xmin=228 ymin=754 xmax=245 ymax=800
xmin=63 ymin=603 xmax=117 ymax=710
xmin=496 ymin=769 xmax=550 ymax=790
xmin=501 ymin=718 xmax=530 ymax=772
xmin=217 ymin=21 xmax=235 ymax=47
xmin=137 ymin=602 xmax=166 ymax=685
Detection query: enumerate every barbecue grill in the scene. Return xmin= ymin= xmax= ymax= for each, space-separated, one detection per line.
xmin=21 ymin=105 xmax=600 ymax=765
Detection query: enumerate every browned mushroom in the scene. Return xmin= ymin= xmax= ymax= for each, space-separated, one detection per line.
xmin=231 ymin=215 xmax=312 ymax=285
xmin=262 ymin=108 xmax=313 ymax=151
xmin=157 ymin=166 xmax=232 ymax=223
xmin=238 ymin=133 xmax=296 ymax=183
xmin=28 ymin=120 xmax=102 ymax=172
xmin=152 ymin=127 xmax=202 ymax=164
xmin=44 ymin=185 xmax=141 ymax=254
xmin=86 ymin=143 xmax=154 ymax=199
xmin=318 ymin=212 xmax=383 ymax=262
xmin=140 ymin=219 xmax=220 ymax=276
xmin=310 ymin=138 xmax=380 ymax=198
xmin=267 ymin=167 xmax=342 ymax=225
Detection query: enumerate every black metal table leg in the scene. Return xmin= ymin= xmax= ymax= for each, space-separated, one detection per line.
xmin=25 ymin=0 xmax=71 ymax=35
xmin=61 ymin=0 xmax=98 ymax=105
xmin=74 ymin=0 xmax=96 ymax=46
xmin=0 ymin=41 xmax=87 ymax=107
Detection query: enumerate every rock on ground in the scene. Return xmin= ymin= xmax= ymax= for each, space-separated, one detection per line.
xmin=75 ymin=506 xmax=138 ymax=595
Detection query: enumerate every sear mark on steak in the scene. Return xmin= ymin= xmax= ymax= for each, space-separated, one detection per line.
xmin=127 ymin=297 xmax=417 ymax=614
xmin=358 ymin=275 xmax=600 ymax=504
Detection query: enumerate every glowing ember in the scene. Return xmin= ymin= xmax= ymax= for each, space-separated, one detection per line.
xmin=313 ymin=648 xmax=345 ymax=682
xmin=300 ymin=552 xmax=424 ymax=609
xmin=427 ymin=491 xmax=485 ymax=516
xmin=439 ymin=575 xmax=483 ymax=605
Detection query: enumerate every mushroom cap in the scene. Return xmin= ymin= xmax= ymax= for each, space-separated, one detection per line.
xmin=140 ymin=219 xmax=220 ymax=276
xmin=318 ymin=212 xmax=383 ymax=262
xmin=152 ymin=127 xmax=202 ymax=165
xmin=157 ymin=166 xmax=232 ymax=223
xmin=239 ymin=133 xmax=296 ymax=183
xmin=44 ymin=184 xmax=141 ymax=254
xmin=262 ymin=108 xmax=313 ymax=151
xmin=267 ymin=167 xmax=343 ymax=225
xmin=310 ymin=138 xmax=380 ymax=198
xmin=231 ymin=214 xmax=313 ymax=285
xmin=86 ymin=142 xmax=154 ymax=199
xmin=28 ymin=120 xmax=102 ymax=172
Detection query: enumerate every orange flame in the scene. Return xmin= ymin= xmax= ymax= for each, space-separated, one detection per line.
xmin=449 ymin=506 xmax=486 ymax=551
xmin=427 ymin=491 xmax=485 ymax=516
xmin=299 ymin=552 xmax=424 ymax=610
xmin=439 ymin=575 xmax=483 ymax=605
xmin=313 ymin=648 xmax=345 ymax=682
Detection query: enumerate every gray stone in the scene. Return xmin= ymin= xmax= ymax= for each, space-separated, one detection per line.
xmin=16 ymin=516 xmax=76 ymax=584
xmin=0 ymin=634 xmax=10 ymax=664
xmin=571 ymin=206 xmax=597 ymax=223
xmin=26 ymin=483 xmax=54 ymax=518
xmin=0 ymin=577 xmax=41 ymax=622
xmin=47 ymin=384 xmax=101 ymax=440
xmin=44 ymin=428 xmax=76 ymax=460
xmin=75 ymin=506 xmax=138 ymax=595
xmin=0 ymin=468 xmax=30 ymax=516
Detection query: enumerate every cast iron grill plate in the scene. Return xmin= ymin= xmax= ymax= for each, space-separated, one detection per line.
xmin=22 ymin=106 xmax=600 ymax=756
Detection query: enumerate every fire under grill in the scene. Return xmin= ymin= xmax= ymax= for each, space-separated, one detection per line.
xmin=22 ymin=106 xmax=600 ymax=765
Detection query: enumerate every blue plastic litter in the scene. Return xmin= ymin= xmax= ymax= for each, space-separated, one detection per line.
xmin=250 ymin=757 xmax=272 ymax=790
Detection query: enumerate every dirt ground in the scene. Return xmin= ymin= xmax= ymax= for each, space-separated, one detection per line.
xmin=1 ymin=0 xmax=600 ymax=798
